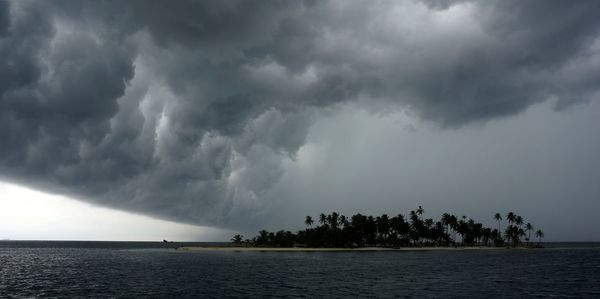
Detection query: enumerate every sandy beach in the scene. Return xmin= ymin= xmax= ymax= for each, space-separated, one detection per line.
xmin=176 ymin=246 xmax=512 ymax=252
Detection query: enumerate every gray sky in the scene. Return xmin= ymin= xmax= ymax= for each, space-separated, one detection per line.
xmin=1 ymin=0 xmax=599 ymax=241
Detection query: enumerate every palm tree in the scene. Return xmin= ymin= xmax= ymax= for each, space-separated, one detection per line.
xmin=231 ymin=234 xmax=243 ymax=245
xmin=506 ymin=212 xmax=516 ymax=225
xmin=491 ymin=229 xmax=502 ymax=246
xmin=504 ymin=225 xmax=518 ymax=247
xmin=515 ymin=216 xmax=524 ymax=229
xmin=441 ymin=213 xmax=452 ymax=239
xmin=379 ymin=214 xmax=390 ymax=243
xmin=535 ymin=229 xmax=544 ymax=244
xmin=330 ymin=212 xmax=340 ymax=229
xmin=417 ymin=206 xmax=424 ymax=216
xmin=458 ymin=216 xmax=467 ymax=244
xmin=518 ymin=228 xmax=526 ymax=243
xmin=409 ymin=210 xmax=421 ymax=245
xmin=482 ymin=228 xmax=491 ymax=246
xmin=366 ymin=216 xmax=377 ymax=245
xmin=525 ymin=223 xmax=533 ymax=244
xmin=434 ymin=221 xmax=446 ymax=245
xmin=494 ymin=213 xmax=502 ymax=232
xmin=391 ymin=214 xmax=409 ymax=246
xmin=319 ymin=213 xmax=327 ymax=226
xmin=449 ymin=214 xmax=458 ymax=244
xmin=424 ymin=218 xmax=434 ymax=244
xmin=305 ymin=216 xmax=314 ymax=228
xmin=256 ymin=230 xmax=269 ymax=246
xmin=339 ymin=215 xmax=347 ymax=227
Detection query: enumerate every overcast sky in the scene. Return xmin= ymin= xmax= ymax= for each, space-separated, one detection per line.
xmin=1 ymin=0 xmax=600 ymax=241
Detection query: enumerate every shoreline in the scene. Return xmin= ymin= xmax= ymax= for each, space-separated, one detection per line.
xmin=176 ymin=246 xmax=529 ymax=252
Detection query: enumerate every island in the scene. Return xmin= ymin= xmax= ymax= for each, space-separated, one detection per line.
xmin=178 ymin=207 xmax=544 ymax=252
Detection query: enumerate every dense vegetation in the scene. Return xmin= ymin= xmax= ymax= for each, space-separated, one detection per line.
xmin=231 ymin=207 xmax=544 ymax=248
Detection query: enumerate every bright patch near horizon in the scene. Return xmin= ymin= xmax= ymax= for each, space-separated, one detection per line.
xmin=0 ymin=181 xmax=229 ymax=241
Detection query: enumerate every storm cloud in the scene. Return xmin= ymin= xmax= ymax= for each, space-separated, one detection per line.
xmin=1 ymin=0 xmax=600 ymax=229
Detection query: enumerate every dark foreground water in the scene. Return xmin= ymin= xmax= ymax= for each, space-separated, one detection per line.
xmin=1 ymin=242 xmax=600 ymax=298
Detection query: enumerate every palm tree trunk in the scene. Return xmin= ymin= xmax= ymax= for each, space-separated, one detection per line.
xmin=497 ymin=220 xmax=500 ymax=234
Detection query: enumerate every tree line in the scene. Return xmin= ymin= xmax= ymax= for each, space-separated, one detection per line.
xmin=231 ymin=206 xmax=544 ymax=248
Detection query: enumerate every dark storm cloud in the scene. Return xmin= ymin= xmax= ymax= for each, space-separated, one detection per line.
xmin=0 ymin=1 xmax=9 ymax=37
xmin=1 ymin=0 xmax=600 ymax=227
xmin=419 ymin=0 xmax=472 ymax=10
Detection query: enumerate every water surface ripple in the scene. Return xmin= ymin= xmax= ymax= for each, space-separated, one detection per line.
xmin=1 ymin=242 xmax=599 ymax=298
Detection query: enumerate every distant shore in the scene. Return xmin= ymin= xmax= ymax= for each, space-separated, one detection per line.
xmin=176 ymin=246 xmax=527 ymax=252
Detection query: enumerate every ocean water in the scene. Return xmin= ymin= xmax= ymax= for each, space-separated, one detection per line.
xmin=1 ymin=242 xmax=599 ymax=298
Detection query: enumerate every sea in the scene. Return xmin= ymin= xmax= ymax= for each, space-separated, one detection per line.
xmin=1 ymin=241 xmax=599 ymax=298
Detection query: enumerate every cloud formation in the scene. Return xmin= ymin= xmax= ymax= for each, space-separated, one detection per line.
xmin=1 ymin=0 xmax=600 ymax=228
